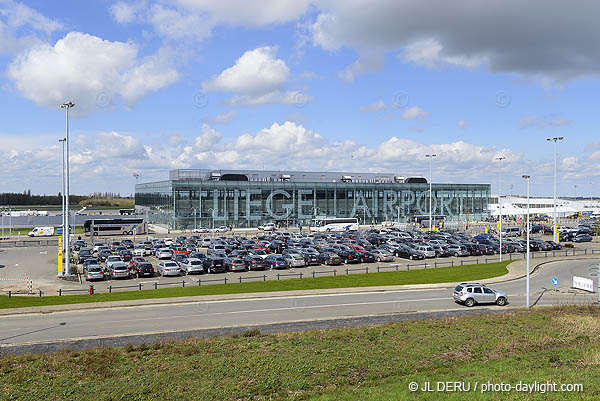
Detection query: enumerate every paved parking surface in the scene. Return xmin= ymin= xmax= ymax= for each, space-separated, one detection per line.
xmin=1 ymin=232 xmax=599 ymax=295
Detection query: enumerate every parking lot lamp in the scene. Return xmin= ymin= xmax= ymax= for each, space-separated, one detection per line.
xmin=425 ymin=154 xmax=437 ymax=231
xmin=59 ymin=138 xmax=66 ymax=273
xmin=547 ymin=137 xmax=564 ymax=242
xmin=60 ymin=101 xmax=74 ymax=276
xmin=495 ymin=156 xmax=505 ymax=261
xmin=208 ymin=208 xmax=215 ymax=237
xmin=522 ymin=174 xmax=531 ymax=308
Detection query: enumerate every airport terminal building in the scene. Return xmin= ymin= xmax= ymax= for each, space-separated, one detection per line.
xmin=135 ymin=169 xmax=491 ymax=229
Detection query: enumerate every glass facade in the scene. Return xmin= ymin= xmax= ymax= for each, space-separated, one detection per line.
xmin=136 ymin=178 xmax=491 ymax=229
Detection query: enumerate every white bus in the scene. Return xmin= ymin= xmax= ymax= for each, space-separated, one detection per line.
xmin=310 ymin=217 xmax=359 ymax=232
xmin=84 ymin=218 xmax=146 ymax=236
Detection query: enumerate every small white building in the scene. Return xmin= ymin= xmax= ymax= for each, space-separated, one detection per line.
xmin=488 ymin=196 xmax=600 ymax=217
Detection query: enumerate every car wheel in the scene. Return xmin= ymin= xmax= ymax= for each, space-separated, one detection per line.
xmin=496 ymin=297 xmax=507 ymax=306
xmin=409 ymin=255 xmax=413 ymax=260
xmin=465 ymin=298 xmax=475 ymax=307
xmin=377 ymin=257 xmax=381 ymax=262
xmin=454 ymin=252 xmax=459 ymax=257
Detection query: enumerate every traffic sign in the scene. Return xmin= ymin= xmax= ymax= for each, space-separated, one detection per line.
xmin=552 ymin=277 xmax=559 ymax=286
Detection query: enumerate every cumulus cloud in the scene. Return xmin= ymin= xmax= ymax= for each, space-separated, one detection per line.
xmin=7 ymin=32 xmax=179 ymax=116
xmin=7 ymin=120 xmax=600 ymax=194
xmin=0 ymin=0 xmax=63 ymax=54
xmin=110 ymin=1 xmax=145 ymax=23
xmin=401 ymin=106 xmax=428 ymax=120
xmin=203 ymin=46 xmax=312 ymax=106
xmin=308 ymin=0 xmax=600 ymax=83
xmin=359 ymin=100 xmax=386 ymax=113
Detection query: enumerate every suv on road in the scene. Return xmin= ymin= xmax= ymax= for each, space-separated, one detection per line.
xmin=453 ymin=283 xmax=508 ymax=307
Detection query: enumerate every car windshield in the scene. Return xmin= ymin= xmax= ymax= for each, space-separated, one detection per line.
xmin=165 ymin=262 xmax=178 ymax=267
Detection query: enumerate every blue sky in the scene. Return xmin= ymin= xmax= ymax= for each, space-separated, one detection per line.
xmin=1 ymin=0 xmax=598 ymax=197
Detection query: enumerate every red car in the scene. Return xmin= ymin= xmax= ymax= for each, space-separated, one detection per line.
xmin=130 ymin=256 xmax=147 ymax=270
xmin=173 ymin=247 xmax=188 ymax=257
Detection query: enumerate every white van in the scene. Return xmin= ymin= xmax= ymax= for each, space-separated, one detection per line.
xmin=28 ymin=226 xmax=55 ymax=237
xmin=501 ymin=227 xmax=522 ymax=237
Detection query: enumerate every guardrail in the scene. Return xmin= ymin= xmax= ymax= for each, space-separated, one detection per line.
xmin=0 ymin=239 xmax=59 ymax=248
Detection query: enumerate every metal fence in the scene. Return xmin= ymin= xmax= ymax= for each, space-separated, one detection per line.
xmin=0 ymin=239 xmax=59 ymax=248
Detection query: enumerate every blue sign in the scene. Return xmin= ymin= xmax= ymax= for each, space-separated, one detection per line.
xmin=552 ymin=277 xmax=559 ymax=286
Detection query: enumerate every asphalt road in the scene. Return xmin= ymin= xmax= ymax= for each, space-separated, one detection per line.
xmin=0 ymin=259 xmax=598 ymax=350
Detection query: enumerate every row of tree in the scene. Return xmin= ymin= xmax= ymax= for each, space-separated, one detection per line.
xmin=0 ymin=192 xmax=133 ymax=206
xmin=0 ymin=192 xmax=87 ymax=206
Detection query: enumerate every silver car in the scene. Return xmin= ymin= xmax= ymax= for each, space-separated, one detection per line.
xmin=105 ymin=255 xmax=123 ymax=270
xmin=158 ymin=261 xmax=181 ymax=276
xmin=372 ymin=249 xmax=394 ymax=262
xmin=453 ymin=283 xmax=508 ymax=307
xmin=84 ymin=264 xmax=105 ymax=281
xmin=415 ymin=245 xmax=436 ymax=258
xmin=283 ymin=253 xmax=306 ymax=267
xmin=156 ymin=248 xmax=173 ymax=260
xmin=110 ymin=261 xmax=131 ymax=279
xmin=179 ymin=258 xmax=205 ymax=275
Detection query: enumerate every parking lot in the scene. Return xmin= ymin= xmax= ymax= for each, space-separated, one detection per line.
xmin=1 ymin=225 xmax=599 ymax=296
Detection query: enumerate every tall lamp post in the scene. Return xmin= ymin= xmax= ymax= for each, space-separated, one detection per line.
xmin=132 ymin=173 xmax=140 ymax=204
xmin=208 ymin=208 xmax=215 ymax=238
xmin=60 ymin=101 xmax=74 ymax=276
xmin=495 ymin=156 xmax=505 ymax=261
xmin=522 ymin=174 xmax=531 ymax=308
xmin=59 ymin=138 xmax=66 ymax=273
xmin=425 ymin=154 xmax=437 ymax=231
xmin=547 ymin=137 xmax=564 ymax=242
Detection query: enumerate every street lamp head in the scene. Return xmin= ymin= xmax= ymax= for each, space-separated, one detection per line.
xmin=522 ymin=175 xmax=530 ymax=179
xmin=495 ymin=156 xmax=505 ymax=161
xmin=58 ymin=138 xmax=66 ymax=142
xmin=425 ymin=154 xmax=437 ymax=158
xmin=60 ymin=101 xmax=75 ymax=109
xmin=546 ymin=136 xmax=564 ymax=142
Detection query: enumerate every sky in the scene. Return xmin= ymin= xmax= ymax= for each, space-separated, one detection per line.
xmin=0 ymin=0 xmax=599 ymax=198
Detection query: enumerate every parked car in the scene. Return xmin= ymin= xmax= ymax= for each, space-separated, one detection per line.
xmin=157 ymin=261 xmax=181 ymax=276
xmin=244 ymin=255 xmax=267 ymax=271
xmin=264 ymin=255 xmax=289 ymax=269
xmin=393 ymin=244 xmax=424 ymax=260
xmin=179 ymin=258 xmax=205 ymax=275
xmin=83 ymin=264 xmax=105 ymax=281
xmin=453 ymin=283 xmax=508 ymax=307
xmin=414 ymin=245 xmax=436 ymax=258
xmin=76 ymin=248 xmax=93 ymax=264
xmin=372 ymin=249 xmax=394 ymax=262
xmin=258 ymin=223 xmax=277 ymax=231
xmin=214 ymin=226 xmax=229 ymax=233
xmin=173 ymin=247 xmax=189 ymax=257
xmin=356 ymin=250 xmax=376 ymax=263
xmin=109 ymin=261 xmax=131 ymax=279
xmin=573 ymin=234 xmax=592 ymax=242
xmin=156 ymin=248 xmax=173 ymax=260
xmin=118 ymin=248 xmax=133 ymax=262
xmin=134 ymin=262 xmax=155 ymax=278
xmin=225 ymin=257 xmax=247 ymax=272
xmin=105 ymin=255 xmax=123 ymax=270
xmin=203 ymin=256 xmax=227 ymax=274
xmin=446 ymin=244 xmax=470 ymax=257
xmin=283 ymin=253 xmax=306 ymax=267
xmin=317 ymin=252 xmax=342 ymax=266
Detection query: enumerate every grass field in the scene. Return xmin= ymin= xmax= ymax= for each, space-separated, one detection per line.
xmin=0 ymin=261 xmax=510 ymax=309
xmin=1 ymin=305 xmax=598 ymax=400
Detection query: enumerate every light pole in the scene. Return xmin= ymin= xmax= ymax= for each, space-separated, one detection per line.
xmin=59 ymin=138 xmax=66 ymax=272
xmin=574 ymin=184 xmax=577 ymax=199
xmin=547 ymin=136 xmax=564 ymax=242
xmin=425 ymin=154 xmax=437 ymax=231
xmin=495 ymin=156 xmax=505 ymax=261
xmin=132 ymin=173 xmax=140 ymax=202
xmin=208 ymin=208 xmax=215 ymax=237
xmin=191 ymin=207 xmax=197 ymax=230
xmin=522 ymin=174 xmax=531 ymax=308
xmin=60 ymin=101 xmax=74 ymax=276
xmin=395 ymin=205 xmax=400 ymax=223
